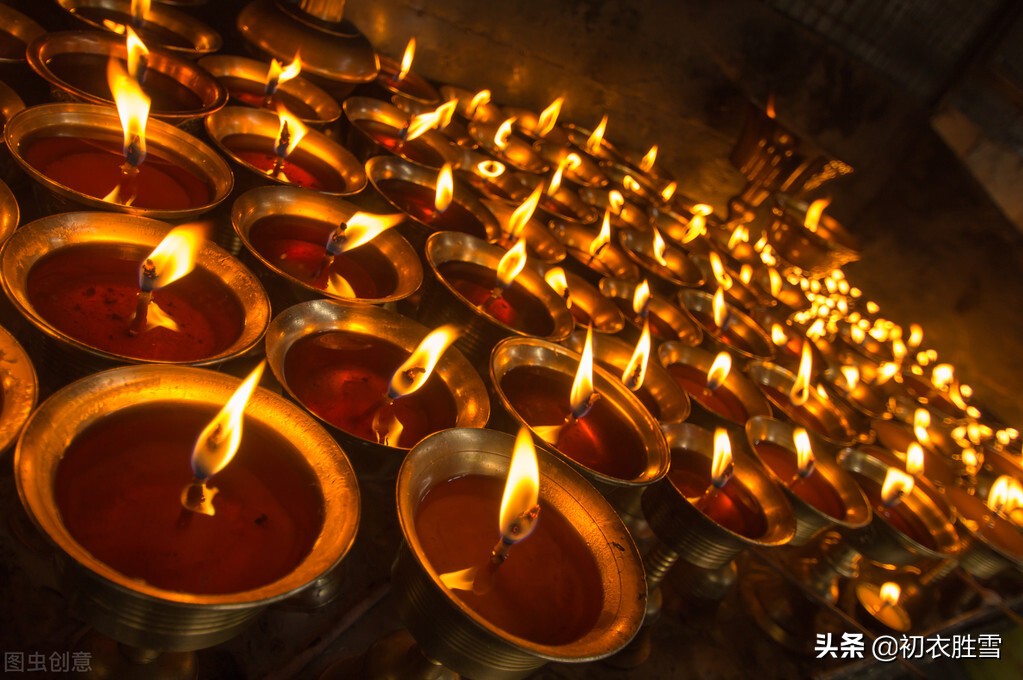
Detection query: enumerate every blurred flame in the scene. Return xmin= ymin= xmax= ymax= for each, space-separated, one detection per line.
xmin=765 ymin=92 xmax=776 ymax=119
xmin=651 ymin=227 xmax=669 ymax=267
xmin=712 ymin=287 xmax=728 ymax=328
xmin=536 ymin=96 xmax=564 ymax=137
xmin=467 ymin=89 xmax=491 ymax=119
xmin=841 ymin=365 xmax=860 ymax=390
xmin=434 ymin=99 xmax=457 ymax=129
xmin=740 ymin=264 xmax=753 ymax=285
xmin=770 ymin=324 xmax=788 ymax=346
xmin=509 ymin=183 xmax=543 ymax=237
xmin=908 ymin=323 xmax=924 ymax=349
xmin=712 ymin=428 xmax=734 ymax=488
xmin=326 ymin=272 xmax=356 ymax=298
xmin=804 ymin=198 xmax=831 ymax=233
xmin=190 ymin=361 xmax=265 ymax=483
xmin=880 ymin=467 xmax=914 ymax=507
xmin=266 ymin=53 xmax=302 ymax=92
xmin=497 ymin=239 xmax=528 ymax=288
xmin=396 ymin=37 xmax=416 ymax=82
xmin=768 ymin=268 xmax=783 ymax=298
xmin=476 ymin=159 xmax=505 ymax=178
xmin=608 ymin=190 xmax=625 ymax=214
xmin=131 ymin=0 xmax=150 ymax=23
xmin=728 ymin=224 xmax=749 ymax=251
xmin=328 ymin=212 xmax=405 ymax=253
xmin=585 ymin=115 xmax=607 ymax=154
xmin=589 ymin=209 xmax=612 ymax=257
xmin=547 ymin=152 xmax=581 ymax=196
xmin=640 ymin=144 xmax=658 ymax=172
xmin=789 ymin=338 xmax=814 ymax=407
xmin=404 ymin=109 xmax=442 ymax=142
xmin=108 ymin=58 xmax=150 ymax=165
xmin=707 ymin=351 xmax=732 ymax=391
xmin=850 ymin=325 xmax=866 ymax=344
xmin=140 ymin=223 xmax=206 ymax=290
xmin=388 ymin=325 xmax=461 ymax=398
xmin=545 ymin=267 xmax=570 ymax=306
xmin=709 ymin=251 xmax=733 ymax=290
xmin=906 ymin=442 xmax=924 ymax=477
xmin=913 ymin=408 xmax=931 ymax=445
xmin=962 ymin=447 xmax=979 ymax=470
xmin=499 ymin=426 xmax=541 ymax=541
xmin=435 ymin=163 xmax=454 ymax=212
xmin=794 ymin=427 xmax=814 ymax=476
xmin=494 ymin=117 xmax=515 ymax=150
xmin=988 ymin=475 xmax=1023 ymax=516
xmin=880 ymin=582 xmax=901 ymax=607
xmin=622 ymin=318 xmax=651 ymax=391
xmin=570 ymin=325 xmax=596 ymax=418
xmin=275 ymin=103 xmax=308 ymax=157
xmin=632 ymin=279 xmax=651 ymax=316
xmin=125 ymin=27 xmax=149 ymax=82
xmin=660 ymin=181 xmax=677 ymax=202
xmin=932 ymin=364 xmax=955 ymax=391
xmin=623 ymin=174 xmax=641 ymax=194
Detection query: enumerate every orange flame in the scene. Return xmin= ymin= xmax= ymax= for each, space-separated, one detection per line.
xmin=326 ymin=272 xmax=356 ymax=298
xmin=189 ymin=360 xmax=265 ymax=486
xmin=476 ymin=159 xmax=505 ymax=178
xmin=589 ymin=209 xmax=612 ymax=257
xmin=622 ymin=317 xmax=651 ymax=392
xmin=651 ymin=227 xmax=669 ymax=267
xmin=467 ymin=89 xmax=491 ymax=119
xmin=536 ymin=96 xmax=564 ymax=137
xmin=712 ymin=287 xmax=728 ymax=328
xmin=570 ymin=325 xmax=596 ymax=418
xmin=547 ymin=152 xmax=582 ymax=196
xmin=768 ymin=268 xmax=783 ymax=298
xmin=608 ymin=190 xmax=625 ymax=215
xmin=544 ymin=267 xmax=570 ymax=306
xmin=328 ymin=212 xmax=405 ymax=253
xmin=266 ymin=53 xmax=302 ymax=92
xmin=434 ymin=99 xmax=457 ymax=129
xmin=841 ymin=365 xmax=860 ymax=390
xmin=709 ymin=251 xmax=733 ymax=290
xmin=622 ymin=175 xmax=642 ymax=194
xmin=404 ymin=109 xmax=442 ymax=142
xmin=687 ymin=204 xmax=712 ymax=240
xmin=497 ymin=239 xmax=528 ymax=288
xmin=880 ymin=467 xmax=914 ymax=507
xmin=789 ymin=338 xmax=814 ymax=407
xmin=793 ymin=427 xmax=815 ymax=477
xmin=140 ymin=223 xmax=206 ymax=291
xmin=108 ymin=58 xmax=150 ymax=165
xmin=125 ymin=27 xmax=149 ymax=82
xmin=388 ymin=325 xmax=461 ymax=399
xmin=499 ymin=426 xmax=541 ymax=541
xmin=585 ymin=115 xmax=608 ymax=154
xmin=804 ymin=198 xmax=831 ymax=233
xmin=913 ymin=408 xmax=931 ymax=446
xmin=707 ymin=351 xmax=732 ymax=391
xmin=740 ymin=264 xmax=753 ymax=285
xmin=905 ymin=442 xmax=924 ymax=477
xmin=509 ymin=183 xmax=543 ymax=237
xmin=727 ymin=224 xmax=749 ymax=251
xmin=435 ymin=163 xmax=454 ymax=212
xmin=987 ymin=475 xmax=1023 ymax=516
xmin=494 ymin=117 xmax=516 ymax=150
xmin=639 ymin=144 xmax=658 ymax=172
xmin=632 ymin=279 xmax=651 ymax=317
xmin=660 ymin=180 xmax=677 ymax=202
xmin=770 ymin=323 xmax=788 ymax=346
xmin=908 ymin=323 xmax=924 ymax=349
xmin=880 ymin=582 xmax=901 ymax=607
xmin=932 ymin=364 xmax=955 ymax=391
xmin=396 ymin=37 xmax=416 ymax=82
xmin=765 ymin=92 xmax=776 ymax=119
xmin=711 ymin=428 xmax=734 ymax=488
xmin=275 ymin=103 xmax=309 ymax=157
xmin=131 ymin=0 xmax=150 ymax=23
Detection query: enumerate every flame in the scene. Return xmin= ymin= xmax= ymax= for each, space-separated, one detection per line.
xmin=765 ymin=92 xmax=776 ymax=119
xmin=544 ymin=267 xmax=570 ymax=306
xmin=794 ymin=427 xmax=815 ymax=477
xmin=371 ymin=408 xmax=404 ymax=447
xmin=932 ymin=364 xmax=955 ymax=391
xmin=131 ymin=0 xmax=150 ymax=23
xmin=622 ymin=317 xmax=652 ymax=392
xmin=988 ymin=475 xmax=1023 ymax=516
xmin=789 ymin=339 xmax=814 ymax=407
xmin=439 ymin=566 xmax=477 ymax=591
xmin=125 ymin=27 xmax=149 ymax=82
xmin=908 ymin=323 xmax=923 ymax=349
xmin=266 ymin=53 xmax=302 ymax=92
xmin=326 ymin=272 xmax=356 ymax=298
xmin=770 ymin=323 xmax=788 ymax=346
xmin=608 ymin=190 xmax=625 ymax=214
xmin=435 ymin=163 xmax=454 ymax=212
xmin=962 ymin=447 xmax=979 ymax=470
xmin=140 ymin=223 xmax=205 ymax=291
xmin=589 ymin=210 xmax=612 ymax=257
xmin=913 ymin=408 xmax=931 ymax=445
xmin=728 ymin=224 xmax=749 ymax=251
xmin=467 ymin=89 xmax=491 ymax=119
xmin=803 ymin=198 xmax=831 ymax=233
xmin=327 ymin=212 xmax=405 ymax=253
xmin=768 ymin=268 xmax=783 ymax=298
xmin=640 ymin=144 xmax=658 ymax=172
xmin=494 ymin=117 xmax=516 ymax=150
xmin=623 ymin=174 xmax=641 ymax=194
xmin=651 ymin=227 xmax=669 ymax=267
xmin=740 ymin=264 xmax=753 ymax=285
xmin=711 ymin=428 xmax=734 ymax=488
xmin=536 ymin=96 xmax=564 ymax=137
xmin=707 ymin=351 xmax=732 ymax=391
xmin=841 ymin=365 xmax=860 ymax=390
xmin=497 ymin=425 xmax=542 ymax=543
xmin=688 ymin=204 xmax=712 ymax=240
xmin=509 ymin=183 xmax=543 ymax=237
xmin=434 ymin=99 xmax=457 ymax=129
xmin=190 ymin=361 xmax=265 ymax=482
xmin=396 ymin=37 xmax=416 ymax=82
xmin=850 ymin=325 xmax=866 ymax=344
xmin=632 ymin=279 xmax=651 ymax=317
xmin=569 ymin=325 xmax=596 ymax=418
xmin=880 ymin=582 xmax=901 ymax=607
xmin=275 ymin=103 xmax=308 ymax=158
xmin=388 ymin=325 xmax=461 ymax=399
xmin=892 ymin=338 xmax=907 ymax=366
xmin=709 ymin=251 xmax=733 ymax=290
xmin=661 ymin=181 xmax=677 ymax=202
xmin=497 ymin=239 xmax=528 ymax=288
xmin=108 ymin=58 xmax=151 ymax=166
xmin=712 ymin=287 xmax=728 ymax=328
xmin=547 ymin=152 xmax=581 ymax=196
xmin=585 ymin=115 xmax=608 ymax=154
xmin=476 ymin=159 xmax=505 ymax=178
xmin=905 ymin=442 xmax=924 ymax=477
xmin=880 ymin=467 xmax=914 ymax=507
xmin=404 ymin=109 xmax=441 ymax=142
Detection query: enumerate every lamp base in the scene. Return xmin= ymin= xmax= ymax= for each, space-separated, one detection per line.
xmin=318 ymin=629 xmax=458 ymax=680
